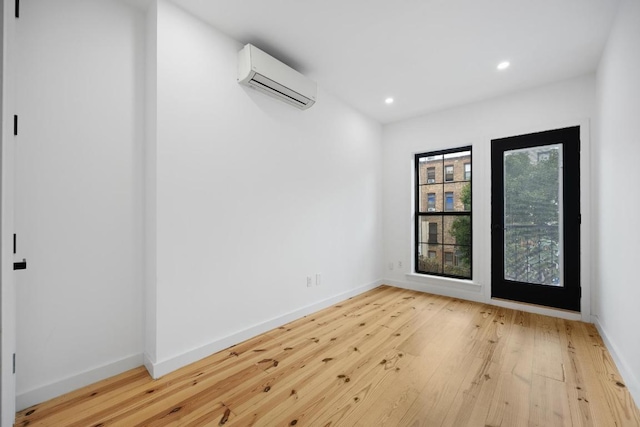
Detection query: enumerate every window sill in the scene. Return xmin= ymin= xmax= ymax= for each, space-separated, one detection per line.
xmin=405 ymin=273 xmax=482 ymax=293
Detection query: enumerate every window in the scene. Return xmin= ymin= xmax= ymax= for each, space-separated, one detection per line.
xmin=416 ymin=146 xmax=472 ymax=279
xmin=445 ymin=165 xmax=454 ymax=182
xmin=537 ymin=151 xmax=550 ymax=162
xmin=427 ymin=167 xmax=436 ymax=183
xmin=445 ymin=192 xmax=454 ymax=211
xmin=428 ymin=223 xmax=438 ymax=243
xmin=427 ymin=193 xmax=436 ymax=211
xmin=444 ymin=252 xmax=454 ymax=265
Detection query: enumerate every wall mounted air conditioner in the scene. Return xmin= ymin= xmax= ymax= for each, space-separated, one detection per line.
xmin=428 ymin=208 xmax=436 ymax=212
xmin=238 ymin=44 xmax=317 ymax=110
xmin=427 ymin=179 xmax=436 ymax=184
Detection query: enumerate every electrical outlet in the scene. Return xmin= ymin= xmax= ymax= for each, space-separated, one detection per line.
xmin=307 ymin=276 xmax=313 ymax=287
xmin=316 ymin=273 xmax=321 ymax=286
xmin=389 ymin=262 xmax=394 ymax=270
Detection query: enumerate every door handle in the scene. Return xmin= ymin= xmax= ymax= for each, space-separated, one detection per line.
xmin=13 ymin=258 xmax=27 ymax=270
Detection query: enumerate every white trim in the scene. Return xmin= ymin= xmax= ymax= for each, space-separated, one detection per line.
xmin=578 ymin=121 xmax=592 ymax=322
xmin=148 ymin=280 xmax=384 ymax=379
xmin=16 ymin=353 xmax=144 ymax=411
xmin=404 ymin=273 xmax=482 ymax=293
xmin=143 ymin=352 xmax=156 ymax=379
xmin=489 ymin=297 xmax=581 ymax=321
xmin=386 ymin=279 xmax=581 ymax=320
xmin=387 ymin=278 xmax=484 ymax=304
xmin=592 ymin=315 xmax=640 ymax=408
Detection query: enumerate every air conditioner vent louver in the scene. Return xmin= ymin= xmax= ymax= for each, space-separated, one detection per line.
xmin=248 ymin=73 xmax=312 ymax=107
xmin=238 ymin=44 xmax=317 ymax=110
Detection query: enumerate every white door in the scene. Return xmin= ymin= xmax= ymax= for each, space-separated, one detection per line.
xmin=12 ymin=0 xmax=144 ymax=410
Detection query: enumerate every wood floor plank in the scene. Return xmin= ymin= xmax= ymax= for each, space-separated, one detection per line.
xmin=307 ymin=299 xmax=480 ymax=426
xmin=392 ymin=303 xmax=489 ymax=426
xmin=529 ymin=373 xmax=573 ymax=427
xmin=15 ymin=286 xmax=639 ymax=427
xmin=230 ymin=291 xmax=451 ymax=426
xmin=571 ymin=321 xmax=640 ymax=426
xmin=484 ymin=311 xmax=535 ymax=427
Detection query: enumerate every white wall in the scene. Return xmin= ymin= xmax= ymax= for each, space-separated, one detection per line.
xmin=382 ymin=75 xmax=595 ymax=319
xmin=145 ymin=0 xmax=383 ymax=376
xmin=594 ymin=0 xmax=640 ymax=405
xmin=12 ymin=0 xmax=145 ymax=410
xmin=0 ymin=0 xmax=382 ymax=414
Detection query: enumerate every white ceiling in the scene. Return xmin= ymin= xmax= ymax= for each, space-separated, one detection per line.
xmin=164 ymin=0 xmax=620 ymax=124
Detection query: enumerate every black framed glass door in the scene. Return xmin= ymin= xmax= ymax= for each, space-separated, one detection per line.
xmin=491 ymin=127 xmax=581 ymax=311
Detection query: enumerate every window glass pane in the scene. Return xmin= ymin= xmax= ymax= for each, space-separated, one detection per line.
xmin=443 ymin=246 xmax=471 ymax=277
xmin=418 ymin=184 xmax=443 ymax=212
xmin=418 ymin=217 xmax=441 ymax=245
xmin=417 ymin=244 xmax=442 ymax=274
xmin=503 ymin=145 xmax=562 ymax=286
xmin=443 ymin=215 xmax=471 ymax=248
xmin=443 ymin=182 xmax=470 ymax=212
xmin=415 ymin=147 xmax=471 ymax=279
xmin=418 ymin=157 xmax=443 ymax=185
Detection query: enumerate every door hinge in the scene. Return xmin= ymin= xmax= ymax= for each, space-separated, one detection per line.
xmin=15 ymin=0 xmax=19 ymax=18
xmin=579 ymin=214 xmax=582 ymax=225
xmin=13 ymin=353 xmax=16 ymax=374
xmin=14 ymin=115 xmax=18 ymax=136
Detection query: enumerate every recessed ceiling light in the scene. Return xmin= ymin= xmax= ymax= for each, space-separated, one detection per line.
xmin=497 ymin=61 xmax=510 ymax=70
xmin=385 ymin=97 xmax=394 ymax=104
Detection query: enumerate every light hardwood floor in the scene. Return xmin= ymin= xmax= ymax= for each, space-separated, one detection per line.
xmin=16 ymin=286 xmax=640 ymax=426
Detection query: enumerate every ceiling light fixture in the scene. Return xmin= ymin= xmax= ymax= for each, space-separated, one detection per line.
xmin=497 ymin=61 xmax=510 ymax=70
xmin=385 ymin=97 xmax=394 ymax=104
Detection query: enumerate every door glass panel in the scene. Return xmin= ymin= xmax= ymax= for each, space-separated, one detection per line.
xmin=503 ymin=144 xmax=563 ymax=286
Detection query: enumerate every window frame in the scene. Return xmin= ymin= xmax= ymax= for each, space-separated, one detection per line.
xmin=415 ymin=146 xmax=472 ymax=280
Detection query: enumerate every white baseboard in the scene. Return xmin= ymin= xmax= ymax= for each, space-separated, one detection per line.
xmin=148 ymin=280 xmax=384 ymax=379
xmin=591 ymin=315 xmax=640 ymax=408
xmin=385 ymin=277 xmax=484 ymax=303
xmin=489 ymin=298 xmax=582 ymax=321
xmin=16 ymin=353 xmax=144 ymax=411
xmin=387 ymin=277 xmax=582 ymax=321
xmin=143 ymin=352 xmax=156 ymax=379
